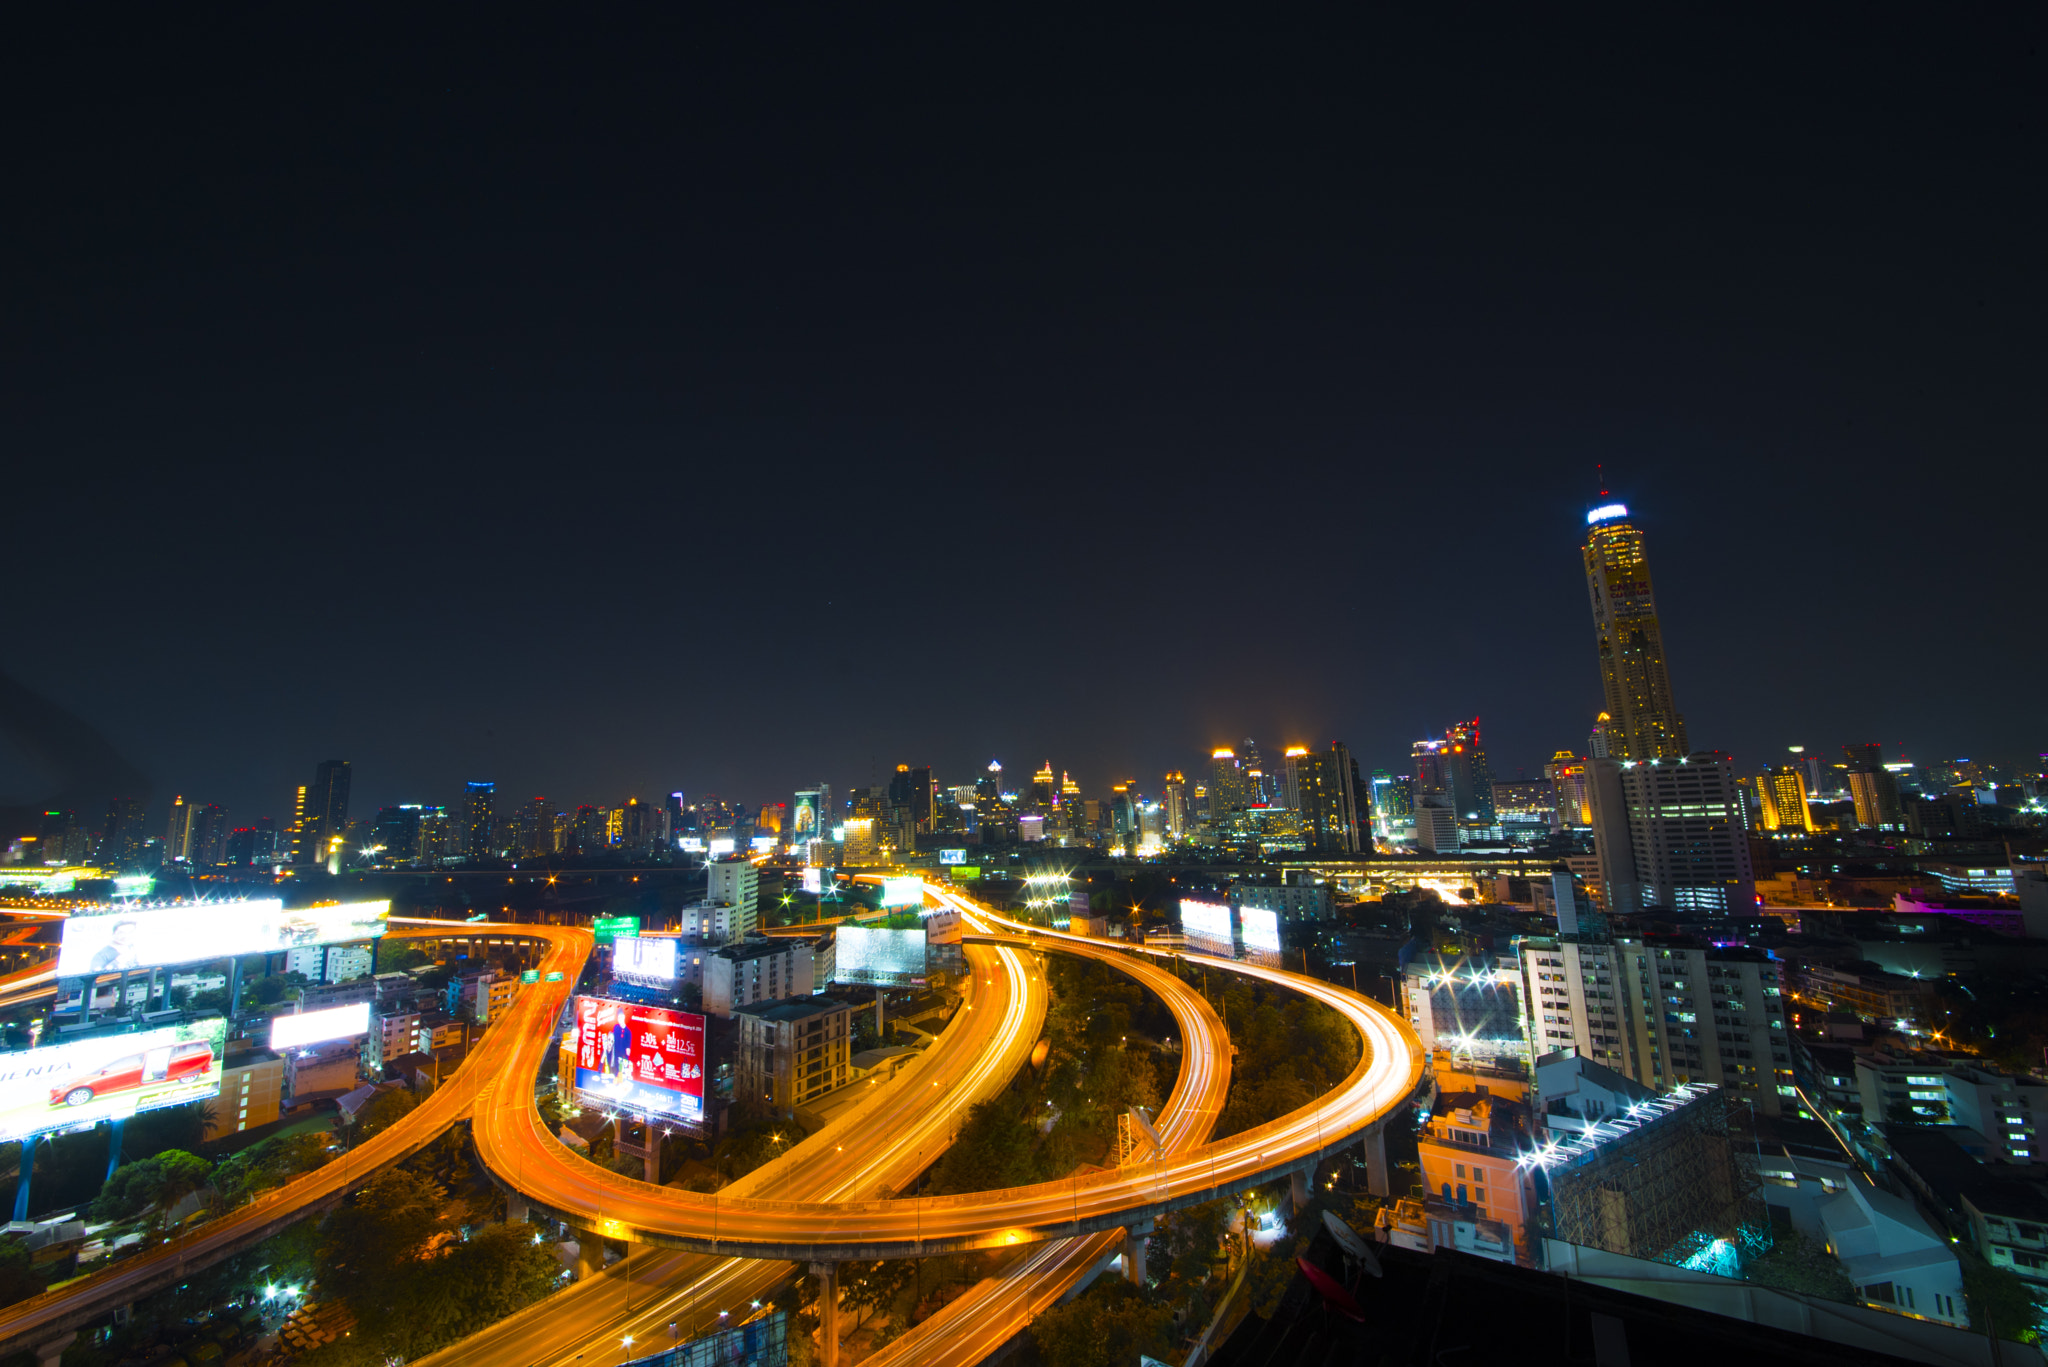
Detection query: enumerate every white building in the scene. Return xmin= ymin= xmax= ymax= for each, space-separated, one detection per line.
xmin=1820 ymin=1178 xmax=1966 ymax=1326
xmin=1942 ymin=1062 xmax=2048 ymax=1165
xmin=703 ymin=938 xmax=815 ymax=1018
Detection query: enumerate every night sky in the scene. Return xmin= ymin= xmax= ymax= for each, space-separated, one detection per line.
xmin=3 ymin=10 xmax=2042 ymax=825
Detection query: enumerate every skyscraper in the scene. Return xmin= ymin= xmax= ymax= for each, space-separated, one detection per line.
xmin=164 ymin=796 xmax=194 ymax=864
xmin=1545 ymin=751 xmax=1592 ymax=828
xmin=1617 ymin=753 xmax=1756 ymax=915
xmin=1160 ymin=772 xmax=1188 ymax=840
xmin=96 ymin=797 xmax=147 ymax=867
xmin=1583 ymin=502 xmax=1688 ymax=761
xmin=1280 ymin=746 xmax=1309 ymax=811
xmin=1207 ymin=749 xmax=1246 ymax=825
xmin=1759 ymin=765 xmax=1816 ymax=833
xmin=1295 ymin=743 xmax=1362 ymax=854
xmin=466 ymin=781 xmax=496 ymax=861
xmin=301 ymin=761 xmax=352 ymax=868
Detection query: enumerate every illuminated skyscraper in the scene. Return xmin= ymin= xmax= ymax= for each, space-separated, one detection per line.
xmin=1160 ymin=772 xmax=1188 ymax=840
xmin=287 ymin=785 xmax=309 ymax=864
xmin=1545 ymin=751 xmax=1592 ymax=828
xmin=164 ymin=795 xmax=192 ymax=863
xmin=465 ymin=781 xmax=496 ymax=861
xmin=1280 ymin=746 xmax=1309 ymax=811
xmin=1207 ymin=748 xmax=1245 ymax=824
xmin=1759 ymin=765 xmax=1815 ymax=832
xmin=1583 ymin=503 xmax=1688 ymax=761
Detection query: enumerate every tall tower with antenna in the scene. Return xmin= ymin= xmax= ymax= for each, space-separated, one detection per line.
xmin=1582 ymin=490 xmax=1688 ymax=762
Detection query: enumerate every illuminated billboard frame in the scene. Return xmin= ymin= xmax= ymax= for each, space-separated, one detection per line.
xmin=833 ymin=925 xmax=927 ymax=985
xmin=1179 ymin=899 xmax=1232 ymax=946
xmin=938 ymin=849 xmax=968 ymax=866
xmin=1240 ymin=906 xmax=1281 ymax=954
xmin=270 ymin=1001 xmax=372 ymax=1051
xmin=879 ymin=877 xmax=925 ymax=909
xmin=58 ymin=900 xmax=389 ymax=977
xmin=572 ymin=997 xmax=705 ymax=1123
xmin=0 ymin=1017 xmax=227 ymax=1144
xmin=612 ymin=935 xmax=680 ymax=985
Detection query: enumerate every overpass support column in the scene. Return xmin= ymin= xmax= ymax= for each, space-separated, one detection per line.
xmin=574 ymin=1237 xmax=603 ymax=1281
xmin=1122 ymin=1222 xmax=1153 ymax=1287
xmin=33 ymin=1333 xmax=75 ymax=1367
xmin=1290 ymin=1167 xmax=1311 ymax=1214
xmin=810 ymin=1262 xmax=840 ymax=1367
xmin=1362 ymin=1122 xmax=1391 ymax=1197
xmin=505 ymin=1192 xmax=529 ymax=1223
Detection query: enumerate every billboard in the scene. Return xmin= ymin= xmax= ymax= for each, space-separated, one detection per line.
xmin=949 ymin=866 xmax=981 ymax=882
xmin=612 ymin=935 xmax=679 ymax=985
xmin=270 ymin=1001 xmax=372 ymax=1051
xmin=58 ymin=900 xmax=389 ymax=977
xmin=0 ymin=1017 xmax=227 ymax=1144
xmin=834 ymin=925 xmax=927 ymax=985
xmin=591 ymin=916 xmax=639 ymax=946
xmin=938 ymin=849 xmax=968 ymax=866
xmin=1179 ymin=899 xmax=1232 ymax=946
xmin=800 ymin=867 xmax=823 ymax=894
xmin=879 ymin=877 xmax=925 ymax=909
xmin=708 ymin=837 xmax=736 ymax=857
xmin=572 ymin=997 xmax=705 ymax=1122
xmin=792 ymin=791 xmax=821 ymax=840
xmin=680 ymin=837 xmax=705 ymax=853
xmin=1240 ymin=906 xmax=1282 ymax=954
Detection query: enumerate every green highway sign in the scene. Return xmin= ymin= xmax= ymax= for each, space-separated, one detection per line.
xmin=591 ymin=915 xmax=639 ymax=945
xmin=545 ymin=971 xmax=564 ymax=982
xmin=521 ymin=969 xmax=540 ymax=984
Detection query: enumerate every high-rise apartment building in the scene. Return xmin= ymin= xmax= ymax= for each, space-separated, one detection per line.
xmin=465 ymin=781 xmax=495 ymax=861
xmin=1442 ymin=719 xmax=1494 ymax=822
xmin=164 ymin=796 xmax=193 ymax=864
xmin=1296 ymin=743 xmax=1363 ymax=854
xmin=299 ymin=761 xmax=351 ymax=868
xmin=1521 ymin=936 xmax=1792 ymax=1116
xmin=185 ymin=804 xmax=229 ymax=867
xmin=1583 ymin=503 xmax=1688 ymax=762
xmin=1207 ymin=749 xmax=1246 ymax=825
xmin=706 ymin=857 xmax=760 ymax=938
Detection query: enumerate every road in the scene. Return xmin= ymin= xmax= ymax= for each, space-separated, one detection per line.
xmin=0 ymin=918 xmax=584 ymax=1361
xmin=422 ymin=932 xmax=1054 ymax=1367
xmin=466 ymin=886 xmax=1421 ymax=1262
xmin=429 ymin=901 xmax=1235 ymax=1367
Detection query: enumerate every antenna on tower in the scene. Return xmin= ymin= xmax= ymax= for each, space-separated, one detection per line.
xmin=1597 ymin=462 xmax=1607 ymax=498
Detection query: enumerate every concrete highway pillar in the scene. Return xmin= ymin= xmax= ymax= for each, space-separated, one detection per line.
xmin=33 ymin=1332 xmax=74 ymax=1367
xmin=1122 ymin=1225 xmax=1151 ymax=1286
xmin=505 ymin=1192 xmax=528 ymax=1224
xmin=1362 ymin=1122 xmax=1391 ymax=1197
xmin=574 ymin=1238 xmax=603 ymax=1281
xmin=810 ymin=1262 xmax=840 ymax=1367
xmin=1290 ymin=1168 xmax=1310 ymax=1214
xmin=13 ymin=1134 xmax=38 ymax=1222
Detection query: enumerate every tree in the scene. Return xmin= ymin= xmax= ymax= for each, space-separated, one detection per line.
xmin=149 ymin=1149 xmax=213 ymax=1231
xmin=1745 ymin=1230 xmax=1855 ymax=1302
xmin=211 ymin=1131 xmax=331 ymax=1208
xmin=0 ymin=1237 xmax=42 ymax=1309
xmin=926 ymin=1097 xmax=1039 ymax=1194
xmin=1965 ymin=1257 xmax=2043 ymax=1343
xmin=317 ymin=1168 xmax=450 ymax=1336
xmin=89 ymin=1150 xmax=214 ymax=1228
xmin=841 ymin=1258 xmax=915 ymax=1330
xmin=1030 ymin=1280 xmax=1176 ymax=1367
xmin=355 ymin=1087 xmax=421 ymax=1141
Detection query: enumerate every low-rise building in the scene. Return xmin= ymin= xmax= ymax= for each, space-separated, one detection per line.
xmin=1855 ymin=1051 xmax=1951 ymax=1126
xmin=206 ymin=1045 xmax=284 ymax=1141
xmin=735 ymin=996 xmax=852 ymax=1111
xmin=1940 ymin=1062 xmax=2047 ymax=1165
xmin=1416 ymin=1088 xmax=1537 ymax=1263
xmin=1819 ymin=1177 xmax=1966 ymax=1326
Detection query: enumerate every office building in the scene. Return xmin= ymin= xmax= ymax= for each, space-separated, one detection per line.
xmin=1295 ymin=743 xmax=1363 ymax=854
xmin=465 ymin=781 xmax=495 ymax=861
xmin=1442 ymin=718 xmax=1494 ymax=822
xmin=1583 ymin=502 xmax=1688 ymax=761
xmin=372 ymin=806 xmax=420 ymax=864
xmin=1402 ymin=951 xmax=1526 ymax=1065
xmin=1159 ymin=772 xmax=1188 ymax=840
xmin=1520 ymin=936 xmax=1792 ymax=1116
xmin=287 ymin=784 xmax=310 ymax=865
xmin=163 ymin=796 xmax=193 ymax=864
xmin=1847 ymin=759 xmax=1903 ymax=830
xmin=185 ymin=804 xmax=228 ymax=867
xmin=1413 ymin=802 xmax=1458 ymax=853
xmin=736 ymin=996 xmax=852 ymax=1111
xmin=703 ymin=938 xmax=817 ymax=1017
xmin=1941 ymin=1063 xmax=2048 ymax=1165
xmin=1545 ymin=752 xmax=1592 ymax=828
xmin=1759 ymin=764 xmax=1815 ymax=833
xmin=301 ymin=760 xmax=352 ymax=868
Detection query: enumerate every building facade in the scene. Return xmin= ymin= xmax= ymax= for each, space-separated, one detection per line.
xmin=1583 ymin=503 xmax=1688 ymax=762
xmin=735 ymin=996 xmax=852 ymax=1111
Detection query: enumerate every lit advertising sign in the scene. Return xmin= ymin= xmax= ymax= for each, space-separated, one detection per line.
xmin=591 ymin=916 xmax=639 ymax=946
xmin=1241 ymin=906 xmax=1281 ymax=954
xmin=708 ymin=837 xmax=736 ymax=857
xmin=680 ymin=837 xmax=705 ymax=853
xmin=0 ymin=1017 xmax=227 ymax=1143
xmin=58 ymin=900 xmax=389 ymax=977
xmin=949 ymin=866 xmax=980 ymax=882
xmin=270 ymin=1001 xmax=372 ymax=1051
xmin=792 ymin=792 xmax=821 ymax=839
xmin=834 ymin=925 xmax=927 ymax=984
xmin=572 ymin=997 xmax=705 ymax=1122
xmin=939 ymin=849 xmax=968 ymax=866
xmin=879 ymin=877 xmax=925 ymax=908
xmin=612 ymin=935 xmax=679 ymax=985
xmin=1586 ymin=503 xmax=1628 ymax=525
xmin=1179 ymin=899 xmax=1232 ymax=945
xmin=800 ymin=867 xmax=823 ymax=894
xmin=750 ymin=836 xmax=778 ymax=853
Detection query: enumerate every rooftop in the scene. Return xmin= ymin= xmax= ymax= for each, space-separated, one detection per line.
xmin=737 ymin=996 xmax=849 ymax=1025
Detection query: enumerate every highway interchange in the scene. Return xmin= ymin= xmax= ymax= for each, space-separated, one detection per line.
xmin=0 ymin=885 xmax=1423 ymax=1366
